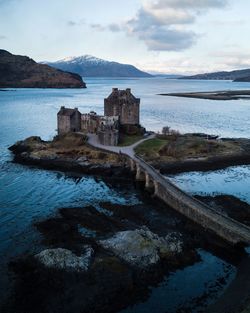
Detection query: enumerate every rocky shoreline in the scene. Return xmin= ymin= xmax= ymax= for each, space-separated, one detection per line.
xmin=8 ymin=134 xmax=130 ymax=178
xmin=9 ymin=133 xmax=250 ymax=177
xmin=155 ymin=153 xmax=250 ymax=174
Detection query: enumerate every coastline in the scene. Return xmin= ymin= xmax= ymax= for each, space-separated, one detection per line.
xmin=156 ymin=153 xmax=250 ymax=174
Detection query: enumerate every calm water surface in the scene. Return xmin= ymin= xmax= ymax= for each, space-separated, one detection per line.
xmin=168 ymin=165 xmax=250 ymax=204
xmin=0 ymin=78 xmax=250 ymax=311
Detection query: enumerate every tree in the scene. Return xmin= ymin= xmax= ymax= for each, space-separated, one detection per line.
xmin=162 ymin=126 xmax=170 ymax=135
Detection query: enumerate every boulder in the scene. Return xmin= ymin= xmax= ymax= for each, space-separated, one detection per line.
xmin=99 ymin=228 xmax=182 ymax=268
xmin=35 ymin=246 xmax=93 ymax=272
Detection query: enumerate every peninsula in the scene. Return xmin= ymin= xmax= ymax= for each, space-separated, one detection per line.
xmin=0 ymin=50 xmax=86 ymax=88
xmin=160 ymin=90 xmax=250 ymax=100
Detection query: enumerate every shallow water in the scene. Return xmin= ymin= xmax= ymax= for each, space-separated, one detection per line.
xmin=167 ymin=165 xmax=250 ymax=204
xmin=121 ymin=249 xmax=235 ymax=313
xmin=0 ymin=78 xmax=249 ymax=310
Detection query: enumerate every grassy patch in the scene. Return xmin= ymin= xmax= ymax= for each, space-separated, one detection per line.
xmin=135 ymin=134 xmax=242 ymax=162
xmin=135 ymin=138 xmax=166 ymax=158
xmin=118 ymin=134 xmax=144 ymax=147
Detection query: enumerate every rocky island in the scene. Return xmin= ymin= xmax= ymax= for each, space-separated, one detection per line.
xmin=0 ymin=50 xmax=86 ymax=88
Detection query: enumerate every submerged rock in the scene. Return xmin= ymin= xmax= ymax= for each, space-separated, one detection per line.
xmin=99 ymin=228 xmax=183 ymax=268
xmin=35 ymin=246 xmax=93 ymax=272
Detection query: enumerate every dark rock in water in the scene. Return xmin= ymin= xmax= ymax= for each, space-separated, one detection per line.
xmin=1 ymin=198 xmax=216 ymax=313
xmin=99 ymin=228 xmax=183 ymax=268
xmin=9 ymin=136 xmax=46 ymax=153
xmin=35 ymin=246 xmax=93 ymax=272
xmin=196 ymin=194 xmax=250 ymax=226
xmin=0 ymin=49 xmax=86 ymax=88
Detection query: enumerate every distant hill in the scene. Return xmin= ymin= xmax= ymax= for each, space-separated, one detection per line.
xmin=0 ymin=50 xmax=86 ymax=88
xmin=180 ymin=68 xmax=250 ymax=82
xmin=150 ymin=73 xmax=185 ymax=79
xmin=234 ymin=76 xmax=250 ymax=82
xmin=43 ymin=55 xmax=152 ymax=78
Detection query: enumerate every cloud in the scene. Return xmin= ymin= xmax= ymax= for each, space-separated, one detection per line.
xmin=67 ymin=19 xmax=85 ymax=27
xmin=90 ymin=24 xmax=106 ymax=31
xmin=115 ymin=0 xmax=228 ymax=51
xmin=108 ymin=23 xmax=121 ymax=32
xmin=0 ymin=35 xmax=7 ymax=40
xmin=128 ymin=25 xmax=197 ymax=51
xmin=140 ymin=50 xmax=250 ymax=76
xmin=211 ymin=51 xmax=250 ymax=69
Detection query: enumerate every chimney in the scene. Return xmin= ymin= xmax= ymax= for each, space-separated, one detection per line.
xmin=112 ymin=88 xmax=118 ymax=92
xmin=61 ymin=106 xmax=65 ymax=110
xmin=126 ymin=88 xmax=131 ymax=94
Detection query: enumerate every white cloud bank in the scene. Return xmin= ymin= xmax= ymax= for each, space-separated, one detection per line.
xmin=111 ymin=0 xmax=228 ymax=51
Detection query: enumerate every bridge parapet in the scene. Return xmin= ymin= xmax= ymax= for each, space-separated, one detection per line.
xmin=132 ymin=155 xmax=250 ymax=246
xmin=135 ymin=164 xmax=146 ymax=181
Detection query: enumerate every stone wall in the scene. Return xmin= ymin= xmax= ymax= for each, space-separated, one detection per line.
xmin=81 ymin=113 xmax=100 ymax=133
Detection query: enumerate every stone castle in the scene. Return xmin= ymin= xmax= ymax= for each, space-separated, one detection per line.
xmin=57 ymin=88 xmax=141 ymax=146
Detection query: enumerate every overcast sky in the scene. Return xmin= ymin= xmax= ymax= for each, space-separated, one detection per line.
xmin=0 ymin=0 xmax=249 ymax=74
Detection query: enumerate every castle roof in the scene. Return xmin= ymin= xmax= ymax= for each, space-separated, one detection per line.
xmin=57 ymin=106 xmax=79 ymax=116
xmin=105 ymin=88 xmax=140 ymax=103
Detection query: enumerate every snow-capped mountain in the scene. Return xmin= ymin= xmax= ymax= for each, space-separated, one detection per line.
xmin=43 ymin=55 xmax=152 ymax=78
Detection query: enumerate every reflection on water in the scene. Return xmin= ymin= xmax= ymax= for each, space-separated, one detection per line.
xmin=121 ymin=250 xmax=236 ymax=313
xmin=167 ymin=165 xmax=250 ymax=204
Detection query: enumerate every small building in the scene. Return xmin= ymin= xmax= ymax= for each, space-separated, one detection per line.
xmin=104 ymin=88 xmax=140 ymax=126
xmin=57 ymin=106 xmax=81 ymax=135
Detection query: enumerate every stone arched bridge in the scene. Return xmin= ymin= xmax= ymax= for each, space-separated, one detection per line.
xmin=87 ymin=133 xmax=250 ymax=246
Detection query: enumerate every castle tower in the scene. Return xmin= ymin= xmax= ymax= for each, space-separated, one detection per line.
xmin=104 ymin=88 xmax=140 ymax=125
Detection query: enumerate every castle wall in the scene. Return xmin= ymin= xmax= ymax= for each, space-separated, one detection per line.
xmin=120 ymin=102 xmax=139 ymax=125
xmin=58 ymin=115 xmax=71 ymax=135
xmin=81 ymin=114 xmax=99 ymax=133
xmin=57 ymin=109 xmax=81 ymax=135
xmin=104 ymin=88 xmax=140 ymax=126
xmin=71 ymin=111 xmax=81 ymax=132
xmin=98 ymin=129 xmax=119 ymax=146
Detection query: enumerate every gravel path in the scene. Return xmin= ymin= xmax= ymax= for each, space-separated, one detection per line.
xmin=87 ymin=133 xmax=155 ymax=159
